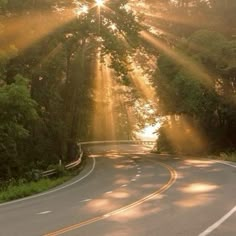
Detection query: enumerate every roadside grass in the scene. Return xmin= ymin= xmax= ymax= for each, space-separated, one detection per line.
xmin=0 ymin=155 xmax=87 ymax=204
xmin=0 ymin=175 xmax=72 ymax=203
xmin=209 ymin=152 xmax=236 ymax=162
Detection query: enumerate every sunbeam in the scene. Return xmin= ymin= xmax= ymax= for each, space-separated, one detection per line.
xmin=141 ymin=31 xmax=213 ymax=87
xmin=0 ymin=9 xmax=75 ymax=52
xmin=92 ymin=54 xmax=118 ymax=140
xmin=129 ymin=60 xmax=156 ymax=102
xmin=157 ymin=115 xmax=208 ymax=154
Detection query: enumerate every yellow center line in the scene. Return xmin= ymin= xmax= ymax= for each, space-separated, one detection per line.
xmin=44 ymin=161 xmax=177 ymax=236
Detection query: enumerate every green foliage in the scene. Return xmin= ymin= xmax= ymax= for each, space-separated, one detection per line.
xmin=0 ymin=75 xmax=38 ymax=135
xmin=0 ymin=44 xmax=18 ymax=81
xmin=0 ymin=0 xmax=142 ymax=182
xmin=146 ymin=0 xmax=236 ymax=39
xmin=0 ymin=0 xmax=8 ymax=10
xmin=5 ymin=0 xmax=53 ymax=11
xmin=155 ymin=29 xmax=236 ymax=153
xmin=156 ymin=124 xmax=174 ymax=153
xmin=0 ymin=75 xmax=38 ymax=180
xmin=187 ymin=30 xmax=227 ymax=74
xmin=218 ymin=152 xmax=236 ymax=162
xmin=47 ymin=164 xmax=67 ymax=177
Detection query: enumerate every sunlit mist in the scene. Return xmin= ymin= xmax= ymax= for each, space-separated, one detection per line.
xmin=0 ymin=9 xmax=75 ymax=52
xmin=129 ymin=60 xmax=156 ymax=101
xmin=126 ymin=51 xmax=161 ymax=141
xmin=91 ymin=54 xmax=117 ymax=140
xmin=157 ymin=115 xmax=208 ymax=153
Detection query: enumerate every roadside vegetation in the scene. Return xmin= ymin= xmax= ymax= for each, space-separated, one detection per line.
xmin=0 ymin=156 xmax=87 ymax=203
xmin=210 ymin=152 xmax=236 ymax=162
xmin=0 ymin=175 xmax=71 ymax=203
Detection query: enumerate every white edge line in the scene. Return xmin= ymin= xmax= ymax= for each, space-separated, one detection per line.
xmin=80 ymin=199 xmax=91 ymax=202
xmin=37 ymin=211 xmax=52 ymax=215
xmin=215 ymin=160 xmax=236 ymax=168
xmin=198 ymin=160 xmax=236 ymax=236
xmin=198 ymin=205 xmax=236 ymax=236
xmin=0 ymin=157 xmax=96 ymax=207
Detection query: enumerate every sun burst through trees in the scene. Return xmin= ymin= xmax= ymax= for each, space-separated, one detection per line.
xmin=95 ymin=0 xmax=105 ymax=7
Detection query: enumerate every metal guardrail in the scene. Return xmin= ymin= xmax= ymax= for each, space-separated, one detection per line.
xmin=41 ymin=144 xmax=83 ymax=178
xmin=65 ymin=151 xmax=84 ymax=170
xmin=41 ymin=140 xmax=155 ymax=177
xmin=41 ymin=169 xmax=57 ymax=178
xmin=80 ymin=140 xmax=156 ymax=146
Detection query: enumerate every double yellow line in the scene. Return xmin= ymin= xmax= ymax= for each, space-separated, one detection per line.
xmin=44 ymin=161 xmax=177 ymax=236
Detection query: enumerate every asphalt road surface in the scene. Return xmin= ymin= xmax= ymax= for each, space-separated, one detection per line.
xmin=0 ymin=144 xmax=235 ymax=236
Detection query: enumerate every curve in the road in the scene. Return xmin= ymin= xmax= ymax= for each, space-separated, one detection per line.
xmin=1 ymin=145 xmax=235 ymax=236
xmin=44 ymin=161 xmax=177 ymax=236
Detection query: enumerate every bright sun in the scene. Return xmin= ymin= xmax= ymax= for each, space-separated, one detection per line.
xmin=136 ymin=123 xmax=161 ymax=141
xmin=95 ymin=0 xmax=105 ymax=7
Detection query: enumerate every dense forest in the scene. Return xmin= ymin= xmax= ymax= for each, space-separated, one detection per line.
xmin=0 ymin=0 xmax=143 ymax=182
xmin=0 ymin=0 xmax=235 ymax=182
xmin=145 ymin=0 xmax=236 ymax=154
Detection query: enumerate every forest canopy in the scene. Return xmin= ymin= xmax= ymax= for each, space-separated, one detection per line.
xmin=0 ymin=0 xmax=235 ymax=182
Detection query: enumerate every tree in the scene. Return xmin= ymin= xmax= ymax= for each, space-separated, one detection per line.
xmin=154 ymin=29 xmax=236 ymax=152
xmin=2 ymin=0 xmax=143 ymax=165
xmin=0 ymin=75 xmax=38 ymax=180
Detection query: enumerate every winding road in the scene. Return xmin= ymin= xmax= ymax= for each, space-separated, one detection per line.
xmin=0 ymin=144 xmax=235 ymax=236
